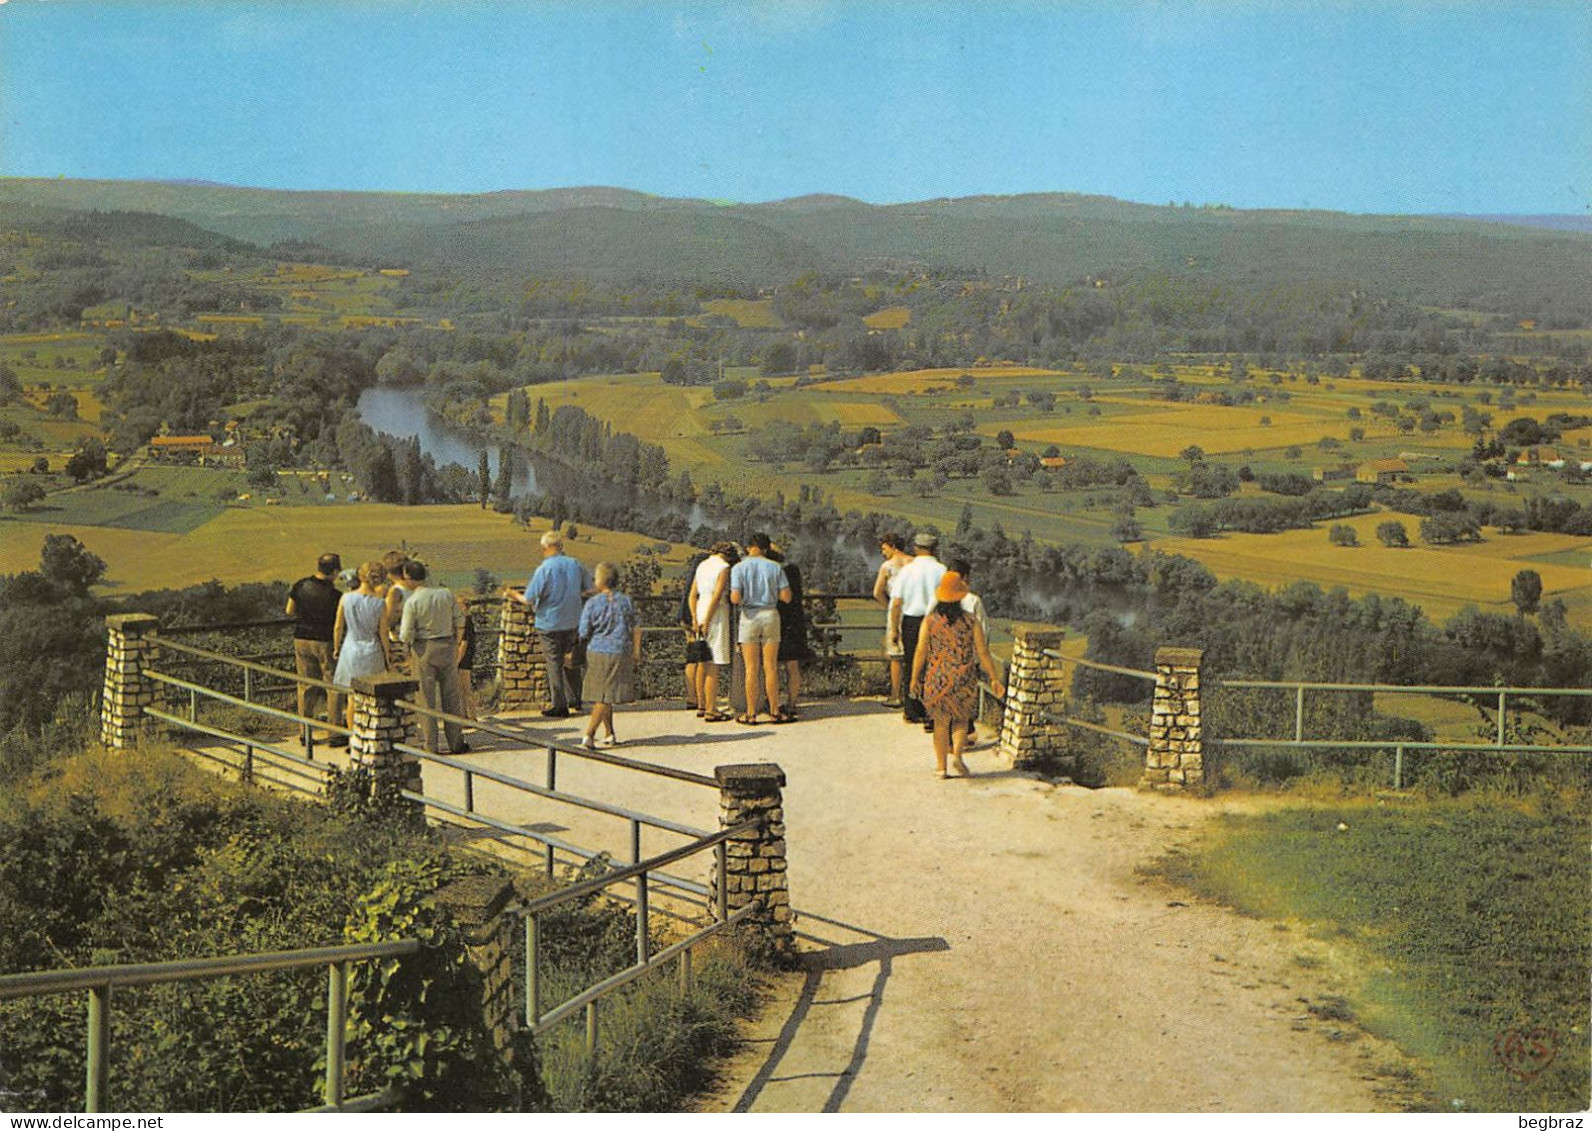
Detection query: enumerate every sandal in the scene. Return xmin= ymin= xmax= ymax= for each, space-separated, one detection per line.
xmin=703 ymin=712 xmax=732 ymax=723
xmin=770 ymin=712 xmax=796 ymax=724
xmin=735 ymin=715 xmax=759 ymax=726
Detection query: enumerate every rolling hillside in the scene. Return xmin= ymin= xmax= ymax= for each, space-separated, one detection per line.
xmin=1 ymin=177 xmax=1588 ymax=322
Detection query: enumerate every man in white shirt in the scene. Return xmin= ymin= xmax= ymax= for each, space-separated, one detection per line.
xmin=890 ymin=531 xmax=946 ymax=725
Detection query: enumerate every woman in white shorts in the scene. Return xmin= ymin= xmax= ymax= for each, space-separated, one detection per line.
xmin=689 ymin=542 xmax=737 ymax=721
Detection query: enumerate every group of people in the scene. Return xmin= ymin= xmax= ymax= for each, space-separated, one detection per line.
xmin=286 ymin=524 xmax=1003 ymax=779
xmin=516 ymin=529 xmax=641 ymax=751
xmin=875 ymin=531 xmax=1004 ymax=778
xmin=682 ymin=532 xmax=809 ymax=726
xmin=286 ymin=549 xmax=478 ymax=756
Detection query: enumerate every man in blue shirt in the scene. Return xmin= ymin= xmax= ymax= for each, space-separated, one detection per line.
xmin=521 ymin=529 xmax=591 ymax=717
xmin=729 ymin=532 xmax=792 ymax=724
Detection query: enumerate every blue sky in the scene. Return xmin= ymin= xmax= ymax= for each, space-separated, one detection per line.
xmin=1 ymin=1 xmax=1587 ymax=215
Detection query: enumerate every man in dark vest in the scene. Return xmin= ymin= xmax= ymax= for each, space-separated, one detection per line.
xmin=286 ymin=551 xmax=346 ymax=746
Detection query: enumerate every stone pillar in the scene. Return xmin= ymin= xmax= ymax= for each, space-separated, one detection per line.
xmin=1143 ymin=647 xmax=1206 ymax=791
xmin=497 ymin=591 xmax=550 ymax=710
xmin=102 ymin=613 xmax=161 ymax=748
xmin=713 ymin=763 xmax=793 ymax=954
xmin=998 ymin=624 xmax=1070 ymax=772
xmin=348 ymin=673 xmax=423 ymax=818
xmin=434 ymin=874 xmax=519 ymax=1062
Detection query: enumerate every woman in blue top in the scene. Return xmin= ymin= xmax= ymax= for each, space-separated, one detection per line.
xmin=578 ymin=562 xmax=642 ymax=749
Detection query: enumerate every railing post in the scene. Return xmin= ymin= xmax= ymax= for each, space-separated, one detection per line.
xmin=712 ymin=763 xmax=794 ymax=956
xmin=434 ymin=875 xmax=520 ymax=1065
xmin=635 ymin=870 xmax=650 ymax=966
xmin=86 ymin=983 xmax=110 ymax=1113
xmin=715 ymin=842 xmax=728 ymax=922
xmin=546 ymin=745 xmax=557 ymax=792
xmin=998 ymin=624 xmax=1069 ymax=772
xmin=101 ymin=613 xmax=160 ymax=749
xmin=524 ymin=914 xmax=541 ymax=1026
xmin=1143 ymin=647 xmax=1207 ymax=792
xmin=585 ymin=1000 xmax=599 ymax=1059
xmin=324 ymin=961 xmax=348 ymax=1109
xmin=1394 ymin=743 xmax=1404 ymax=790
xmin=345 ymin=673 xmax=422 ymax=826
xmin=678 ymin=947 xmax=693 ymax=995
xmin=498 ymin=590 xmax=551 ymax=710
xmin=1497 ymin=690 xmax=1507 ymax=748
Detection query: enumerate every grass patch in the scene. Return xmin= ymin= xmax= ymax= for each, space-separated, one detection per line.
xmin=1151 ymin=798 xmax=1590 ymax=1112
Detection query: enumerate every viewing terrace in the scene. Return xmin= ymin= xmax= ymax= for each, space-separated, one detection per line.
xmin=10 ymin=592 xmax=1590 ymax=1112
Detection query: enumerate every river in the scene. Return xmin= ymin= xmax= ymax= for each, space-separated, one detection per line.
xmin=356 ymin=385 xmax=539 ymax=495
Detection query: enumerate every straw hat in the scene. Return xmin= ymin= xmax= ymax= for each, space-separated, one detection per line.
xmin=935 ymin=572 xmax=970 ymax=603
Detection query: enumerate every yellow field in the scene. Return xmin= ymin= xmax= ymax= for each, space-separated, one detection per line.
xmin=700 ymin=299 xmax=781 ymax=328
xmin=0 ymin=505 xmax=692 ymax=595
xmin=1150 ymin=510 xmax=1592 ymax=620
xmin=1004 ymin=404 xmax=1350 ymax=457
xmin=862 ymin=306 xmax=911 ymax=330
xmin=731 ymin=399 xmax=904 ymax=431
xmin=824 ymin=366 xmax=1064 ymax=394
xmin=827 ymin=402 xmax=904 ymax=426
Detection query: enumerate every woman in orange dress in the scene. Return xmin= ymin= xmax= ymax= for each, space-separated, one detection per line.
xmin=910 ymin=572 xmax=1004 ymax=778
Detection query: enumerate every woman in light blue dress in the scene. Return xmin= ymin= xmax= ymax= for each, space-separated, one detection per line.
xmin=333 ymin=561 xmax=392 ymax=733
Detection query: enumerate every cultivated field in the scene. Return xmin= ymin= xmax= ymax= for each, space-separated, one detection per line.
xmin=1150 ymin=512 xmax=1592 ymax=621
xmin=0 ymin=502 xmax=691 ymax=595
xmin=487 ymin=359 xmax=1592 ymax=621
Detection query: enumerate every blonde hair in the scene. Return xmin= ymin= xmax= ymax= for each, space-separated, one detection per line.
xmin=358 ymin=560 xmax=387 ymax=588
xmin=594 ymin=561 xmax=619 ymax=590
xmin=540 ymin=530 xmax=564 ymax=550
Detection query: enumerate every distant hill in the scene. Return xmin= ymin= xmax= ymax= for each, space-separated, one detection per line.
xmin=1438 ymin=213 xmax=1592 ymax=234
xmin=1 ymin=178 xmax=1588 ymax=322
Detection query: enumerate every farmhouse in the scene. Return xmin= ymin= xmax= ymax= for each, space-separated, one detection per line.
xmin=1516 ymin=446 xmax=1565 ymax=469
xmin=1355 ymin=458 xmax=1409 ymax=485
xmin=1313 ymin=462 xmax=1355 ymax=482
xmin=146 ymin=434 xmax=243 ymax=467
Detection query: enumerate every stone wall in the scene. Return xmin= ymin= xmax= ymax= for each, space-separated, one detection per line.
xmin=712 ymin=763 xmax=793 ymax=954
xmin=497 ymin=592 xmax=550 ymax=710
xmin=998 ymin=624 xmax=1070 ymax=772
xmin=1143 ymin=646 xmax=1206 ymax=792
xmin=102 ymin=613 xmax=160 ymax=749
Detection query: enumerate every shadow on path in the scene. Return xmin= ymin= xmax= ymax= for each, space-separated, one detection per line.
xmin=731 ymin=911 xmax=948 ymax=1113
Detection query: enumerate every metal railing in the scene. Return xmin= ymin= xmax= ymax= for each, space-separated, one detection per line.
xmin=1208 ymin=677 xmax=1592 ymax=788
xmin=139 ymin=631 xmax=726 ymax=912
xmin=1039 ymin=648 xmax=1157 ymax=749
xmin=392 ymin=696 xmax=720 ymax=907
xmin=516 ymin=819 xmax=761 ymax=1060
xmin=0 ymin=941 xmax=419 ymax=1113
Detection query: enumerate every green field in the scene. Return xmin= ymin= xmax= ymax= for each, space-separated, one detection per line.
xmin=1154 ymin=799 xmax=1590 ymax=1112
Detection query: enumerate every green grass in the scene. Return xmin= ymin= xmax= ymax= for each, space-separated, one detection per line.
xmin=1153 ymin=798 xmax=1591 ymax=1112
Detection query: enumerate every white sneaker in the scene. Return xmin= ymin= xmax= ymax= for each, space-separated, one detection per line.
xmin=579 ymin=735 xmax=595 ymax=750
xmin=601 ymin=733 xmax=621 ymax=748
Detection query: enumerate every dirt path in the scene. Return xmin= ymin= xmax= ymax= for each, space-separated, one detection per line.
xmin=664 ymin=702 xmax=1418 ymax=1113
